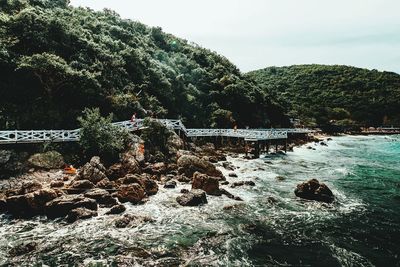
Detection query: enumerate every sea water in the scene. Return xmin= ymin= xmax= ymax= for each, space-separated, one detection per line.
xmin=0 ymin=135 xmax=399 ymax=266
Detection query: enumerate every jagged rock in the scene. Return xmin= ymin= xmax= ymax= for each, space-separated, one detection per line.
xmin=116 ymin=184 xmax=146 ymax=204
xmin=50 ymin=180 xmax=64 ymax=188
xmin=118 ymin=174 xmax=158 ymax=196
xmin=275 ymin=175 xmax=285 ymax=181
xmin=45 ymin=195 xmax=97 ymax=219
xmin=96 ymin=178 xmax=113 ymax=189
xmin=228 ymin=172 xmax=238 ymax=178
xmin=106 ymin=163 xmax=125 ymax=180
xmin=177 ymin=155 xmax=223 ymax=178
xmin=266 ymin=196 xmax=278 ymax=204
xmin=176 ymin=175 xmax=191 ymax=183
xmin=219 ymin=188 xmax=243 ymax=201
xmin=220 ymin=181 xmax=229 ymax=185
xmin=78 ymin=156 xmax=107 ymax=184
xmin=143 ymin=162 xmax=167 ymax=175
xmin=192 ymin=172 xmax=220 ymax=195
xmin=17 ymin=181 xmax=43 ymax=195
xmin=66 ymin=207 xmax=98 ymax=223
xmin=167 ymin=163 xmax=178 ymax=172
xmin=180 ymin=189 xmax=189 ymax=194
xmin=84 ymin=188 xmax=117 ymax=206
xmin=320 ymin=142 xmax=328 ymax=146
xmin=106 ymin=204 xmax=126 ymax=215
xmin=176 ymin=189 xmax=207 ymax=206
xmin=114 ymin=214 xmax=154 ymax=228
xmin=6 ymin=189 xmax=58 ymax=217
xmin=27 ymin=151 xmax=65 ymax=170
xmin=164 ymin=180 xmax=177 ymax=189
xmin=9 ymin=241 xmax=37 ymax=256
xmin=222 ymin=162 xmax=235 ymax=171
xmin=207 ymin=156 xmax=219 ymax=163
xmin=231 ymin=181 xmax=255 ymax=188
xmin=121 ymin=151 xmax=141 ymax=174
xmin=69 ymin=180 xmax=95 ymax=191
xmin=294 ymin=179 xmax=334 ymax=203
xmin=168 ymin=132 xmax=185 ymax=150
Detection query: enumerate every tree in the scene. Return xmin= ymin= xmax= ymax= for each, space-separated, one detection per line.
xmin=211 ymin=108 xmax=234 ymax=128
xmin=17 ymin=53 xmax=78 ymax=99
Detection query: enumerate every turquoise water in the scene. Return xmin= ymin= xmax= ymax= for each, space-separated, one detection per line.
xmin=0 ymin=135 xmax=399 ymax=266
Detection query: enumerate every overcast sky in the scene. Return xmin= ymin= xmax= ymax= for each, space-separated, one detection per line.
xmin=70 ymin=0 xmax=400 ymax=73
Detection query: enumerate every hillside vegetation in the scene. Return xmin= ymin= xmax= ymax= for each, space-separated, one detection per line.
xmin=247 ymin=65 xmax=400 ymax=127
xmin=0 ymin=0 xmax=287 ymax=130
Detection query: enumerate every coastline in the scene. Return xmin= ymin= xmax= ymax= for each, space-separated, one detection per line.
xmin=1 ymin=133 xmax=399 ymax=265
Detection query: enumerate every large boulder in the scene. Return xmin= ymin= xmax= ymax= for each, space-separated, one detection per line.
xmin=6 ymin=188 xmax=58 ymax=217
xmin=165 ymin=133 xmax=185 ymax=162
xmin=66 ymin=208 xmax=98 ymax=223
xmin=118 ymin=174 xmax=158 ymax=196
xmin=106 ymin=163 xmax=125 ymax=180
xmin=78 ymin=156 xmax=107 ymax=184
xmin=96 ymin=178 xmax=114 ymax=189
xmin=177 ymin=155 xmax=223 ymax=178
xmin=168 ymin=132 xmax=184 ymax=150
xmin=176 ymin=189 xmax=207 ymax=206
xmin=143 ymin=162 xmax=167 ymax=175
xmin=45 ymin=195 xmax=97 ymax=219
xmin=192 ymin=172 xmax=220 ymax=195
xmin=27 ymin=151 xmax=65 ymax=170
xmin=84 ymin=188 xmax=117 ymax=207
xmin=69 ymin=180 xmax=95 ymax=191
xmin=106 ymin=152 xmax=141 ymax=180
xmin=294 ymin=179 xmax=334 ymax=203
xmin=115 ymin=184 xmax=146 ymax=204
xmin=121 ymin=151 xmax=141 ymax=174
xmin=17 ymin=181 xmax=43 ymax=195
xmin=106 ymin=204 xmax=126 ymax=215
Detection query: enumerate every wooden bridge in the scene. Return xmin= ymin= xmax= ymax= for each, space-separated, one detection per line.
xmin=0 ymin=119 xmax=312 ymax=145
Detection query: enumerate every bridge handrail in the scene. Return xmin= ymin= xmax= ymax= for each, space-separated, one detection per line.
xmin=0 ymin=119 xmax=311 ymax=144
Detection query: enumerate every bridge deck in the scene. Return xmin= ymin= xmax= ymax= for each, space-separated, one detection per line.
xmin=0 ymin=119 xmax=312 ymax=144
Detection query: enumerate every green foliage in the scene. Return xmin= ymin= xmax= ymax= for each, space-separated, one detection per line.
xmin=0 ymin=0 xmax=285 ymax=130
xmin=78 ymin=108 xmax=129 ymax=162
xmin=247 ymin=65 xmax=400 ymax=127
xmin=211 ymin=108 xmax=234 ymax=128
xmin=140 ymin=118 xmax=172 ymax=157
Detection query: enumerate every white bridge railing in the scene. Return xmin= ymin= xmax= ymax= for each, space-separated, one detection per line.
xmin=0 ymin=119 xmax=311 ymax=144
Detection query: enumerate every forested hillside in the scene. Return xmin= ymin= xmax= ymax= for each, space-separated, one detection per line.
xmin=247 ymin=65 xmax=400 ymax=127
xmin=0 ymin=0 xmax=287 ymax=130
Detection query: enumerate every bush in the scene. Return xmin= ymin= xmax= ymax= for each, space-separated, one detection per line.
xmin=78 ymin=108 xmax=130 ymax=163
xmin=140 ymin=118 xmax=172 ymax=158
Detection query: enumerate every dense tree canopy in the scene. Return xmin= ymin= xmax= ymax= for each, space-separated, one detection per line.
xmin=0 ymin=0 xmax=287 ymax=130
xmin=247 ymin=65 xmax=400 ymax=127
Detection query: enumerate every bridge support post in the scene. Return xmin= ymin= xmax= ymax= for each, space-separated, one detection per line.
xmin=284 ymin=139 xmax=287 ymax=153
xmin=266 ymin=142 xmax=270 ymax=154
xmin=275 ymin=142 xmax=278 ymax=153
xmin=254 ymin=141 xmax=260 ymax=158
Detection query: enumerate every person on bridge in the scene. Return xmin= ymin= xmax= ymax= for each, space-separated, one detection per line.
xmin=130 ymin=112 xmax=137 ymax=123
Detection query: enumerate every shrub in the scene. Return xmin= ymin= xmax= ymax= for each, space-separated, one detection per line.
xmin=78 ymin=108 xmax=130 ymax=162
xmin=140 ymin=118 xmax=172 ymax=157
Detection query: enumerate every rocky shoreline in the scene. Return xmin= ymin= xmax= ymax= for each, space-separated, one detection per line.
xmin=0 ymin=132 xmax=335 ymax=262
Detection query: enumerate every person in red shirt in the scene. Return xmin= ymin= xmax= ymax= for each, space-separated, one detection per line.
xmin=130 ymin=112 xmax=136 ymax=123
